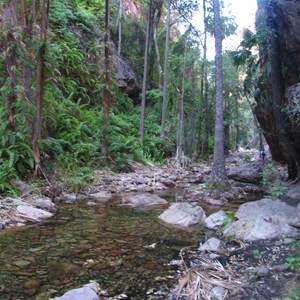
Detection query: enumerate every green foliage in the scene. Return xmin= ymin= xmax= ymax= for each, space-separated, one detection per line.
xmin=64 ymin=166 xmax=95 ymax=193
xmin=286 ymin=242 xmax=300 ymax=272
xmin=260 ymin=163 xmax=276 ymax=185
xmin=284 ymin=287 xmax=300 ymax=300
xmin=286 ymin=256 xmax=300 ymax=272
xmin=242 ymin=153 xmax=251 ymax=163
xmin=223 ymin=211 xmax=235 ymax=227
xmin=270 ymin=185 xmax=288 ymax=200
xmin=252 ymin=249 xmax=266 ymax=260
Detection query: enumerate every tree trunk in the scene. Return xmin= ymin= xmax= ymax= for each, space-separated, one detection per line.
xmin=139 ymin=0 xmax=153 ymax=144
xmin=116 ymin=0 xmax=122 ymax=56
xmin=153 ymin=1 xmax=163 ymax=91
xmin=210 ymin=0 xmax=227 ymax=182
xmin=3 ymin=0 xmax=18 ymax=129
xmin=101 ymin=0 xmax=112 ymax=157
xmin=32 ymin=0 xmax=49 ymax=175
xmin=176 ymin=44 xmax=187 ymax=166
xmin=160 ymin=0 xmax=171 ymax=140
xmin=198 ymin=0 xmax=208 ymax=157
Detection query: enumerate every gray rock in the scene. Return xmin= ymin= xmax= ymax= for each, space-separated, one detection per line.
xmin=55 ymin=286 xmax=99 ymax=300
xmin=286 ymin=185 xmax=300 ymax=201
xmin=205 ymin=211 xmax=227 ymax=229
xmin=255 ymin=267 xmax=269 ymax=277
xmin=272 ymin=264 xmax=290 ymax=272
xmin=32 ymin=198 xmax=57 ymax=212
xmin=199 ymin=238 xmax=221 ymax=252
xmin=63 ymin=193 xmax=77 ymax=203
xmin=158 ymin=203 xmax=206 ymax=227
xmin=224 ymin=198 xmax=300 ymax=241
xmin=210 ymin=286 xmax=227 ymax=300
xmin=227 ymin=163 xmax=262 ymax=184
xmin=84 ymin=282 xmax=100 ymax=293
xmin=121 ymin=194 xmax=168 ymax=208
xmin=90 ymin=191 xmax=111 ymax=201
xmin=16 ymin=205 xmax=53 ymax=222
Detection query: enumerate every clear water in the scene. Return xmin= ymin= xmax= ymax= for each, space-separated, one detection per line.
xmin=0 ymin=194 xmax=203 ymax=299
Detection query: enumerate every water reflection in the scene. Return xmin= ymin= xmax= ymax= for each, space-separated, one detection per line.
xmin=0 ymin=195 xmax=202 ymax=299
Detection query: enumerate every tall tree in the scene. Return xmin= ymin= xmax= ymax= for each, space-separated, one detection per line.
xmin=160 ymin=0 xmax=171 ymax=139
xmin=153 ymin=0 xmax=163 ymax=91
xmin=101 ymin=0 xmax=112 ymax=157
xmin=210 ymin=0 xmax=226 ymax=182
xmin=116 ymin=0 xmax=122 ymax=56
xmin=139 ymin=0 xmax=153 ymax=144
xmin=32 ymin=0 xmax=50 ymax=175
xmin=2 ymin=0 xmax=18 ymax=128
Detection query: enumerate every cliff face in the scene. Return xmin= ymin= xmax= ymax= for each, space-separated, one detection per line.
xmin=255 ymin=0 xmax=300 ymax=182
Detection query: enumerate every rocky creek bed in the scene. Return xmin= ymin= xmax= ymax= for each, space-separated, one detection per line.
xmin=0 ymin=149 xmax=299 ymax=299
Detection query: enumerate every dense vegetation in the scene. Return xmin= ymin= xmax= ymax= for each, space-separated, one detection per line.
xmin=0 ymin=0 xmax=255 ymax=195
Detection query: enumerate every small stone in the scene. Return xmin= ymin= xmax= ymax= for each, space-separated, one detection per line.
xmin=210 ymin=286 xmax=227 ymax=300
xmin=272 ymin=264 xmax=290 ymax=272
xmin=255 ymin=266 xmax=269 ymax=277
xmin=199 ymin=238 xmax=221 ymax=252
xmin=14 ymin=260 xmax=31 ymax=267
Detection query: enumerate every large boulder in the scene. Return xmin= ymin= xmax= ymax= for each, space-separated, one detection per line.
xmin=121 ymin=194 xmax=168 ymax=208
xmin=224 ymin=198 xmax=300 ymax=241
xmin=158 ymin=203 xmax=206 ymax=227
xmin=227 ymin=163 xmax=262 ymax=184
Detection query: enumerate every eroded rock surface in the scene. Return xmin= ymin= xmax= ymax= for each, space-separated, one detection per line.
xmin=158 ymin=202 xmax=206 ymax=227
xmin=224 ymin=198 xmax=300 ymax=241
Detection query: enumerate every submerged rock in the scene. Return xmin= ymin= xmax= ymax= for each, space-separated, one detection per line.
xmin=224 ymin=198 xmax=300 ymax=241
xmin=121 ymin=194 xmax=168 ymax=208
xmin=158 ymin=203 xmax=206 ymax=227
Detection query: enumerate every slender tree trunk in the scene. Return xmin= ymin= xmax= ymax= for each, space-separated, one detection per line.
xmin=210 ymin=0 xmax=227 ymax=182
xmin=32 ymin=0 xmax=49 ymax=175
xmin=3 ymin=0 xmax=18 ymax=129
xmin=176 ymin=44 xmax=187 ymax=166
xmin=160 ymin=0 xmax=171 ymax=139
xmin=153 ymin=1 xmax=163 ymax=91
xmin=139 ymin=0 xmax=153 ymax=144
xmin=198 ymin=0 xmax=208 ymax=156
xmin=234 ymin=96 xmax=240 ymax=151
xmin=102 ymin=0 xmax=112 ymax=157
xmin=201 ymin=74 xmax=210 ymax=156
xmin=116 ymin=0 xmax=122 ymax=56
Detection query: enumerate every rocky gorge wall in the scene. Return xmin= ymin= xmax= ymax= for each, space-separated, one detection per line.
xmin=255 ymin=0 xmax=300 ymax=182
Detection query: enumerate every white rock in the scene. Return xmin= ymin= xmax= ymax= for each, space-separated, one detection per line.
xmin=199 ymin=238 xmax=221 ymax=252
xmin=158 ymin=203 xmax=206 ymax=227
xmin=122 ymin=194 xmax=168 ymax=208
xmin=16 ymin=205 xmax=53 ymax=222
xmin=55 ymin=287 xmax=99 ymax=300
xmin=205 ymin=211 xmax=227 ymax=229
